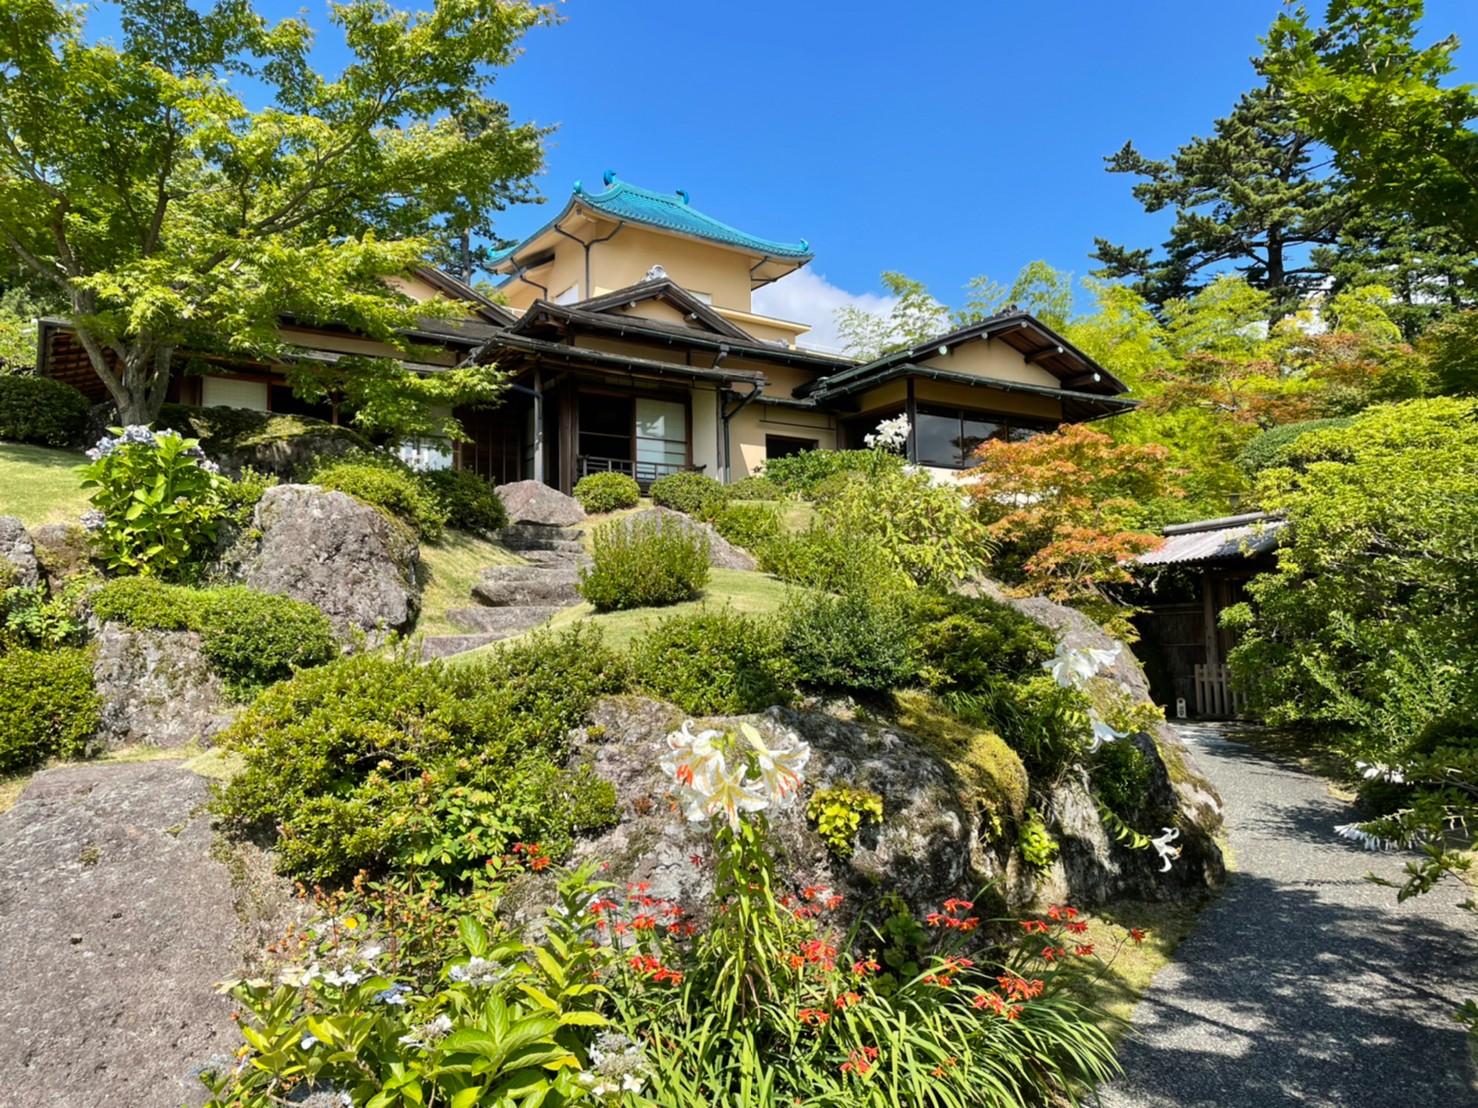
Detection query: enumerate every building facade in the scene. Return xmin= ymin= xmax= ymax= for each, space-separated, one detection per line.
xmin=39 ymin=173 xmax=1136 ymax=489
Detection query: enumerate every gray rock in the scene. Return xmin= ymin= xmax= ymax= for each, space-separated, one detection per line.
xmin=0 ymin=761 xmax=294 ymax=1107
xmin=472 ymin=565 xmax=581 ymax=606
xmin=975 ymin=580 xmax=1227 ymax=837
xmin=0 ymin=515 xmax=39 ymax=588
xmin=30 ymin=522 xmax=95 ymax=588
xmin=497 ymin=481 xmax=587 ymax=527
xmin=446 ymin=604 xmax=563 ymax=637
xmin=601 ymin=507 xmax=756 ymax=571
xmin=92 ymin=623 xmax=233 ymax=749
xmin=223 ymin=484 xmax=420 ymax=639
xmin=500 ymin=523 xmax=587 ymax=554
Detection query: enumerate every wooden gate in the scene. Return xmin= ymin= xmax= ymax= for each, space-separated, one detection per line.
xmin=1194 ymin=664 xmax=1248 ymax=718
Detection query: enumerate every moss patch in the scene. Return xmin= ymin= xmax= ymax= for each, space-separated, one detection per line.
xmin=886 ymin=690 xmax=1029 ymax=821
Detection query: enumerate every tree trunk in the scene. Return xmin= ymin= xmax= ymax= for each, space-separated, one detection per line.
xmin=72 ymin=324 xmax=173 ymax=427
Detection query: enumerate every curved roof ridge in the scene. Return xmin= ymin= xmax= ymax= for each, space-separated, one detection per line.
xmin=569 ymin=171 xmax=812 ymax=259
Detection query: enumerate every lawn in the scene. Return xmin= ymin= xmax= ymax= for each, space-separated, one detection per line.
xmin=416 ymin=529 xmax=527 ymax=635
xmin=444 ymin=566 xmax=793 ymax=663
xmin=0 ymin=442 xmax=91 ymax=528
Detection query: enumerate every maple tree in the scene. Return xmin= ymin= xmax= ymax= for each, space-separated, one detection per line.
xmin=963 ymin=424 xmax=1183 ymax=638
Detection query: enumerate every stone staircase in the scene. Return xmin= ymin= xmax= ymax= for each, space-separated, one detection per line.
xmin=419 ymin=525 xmax=588 ymax=660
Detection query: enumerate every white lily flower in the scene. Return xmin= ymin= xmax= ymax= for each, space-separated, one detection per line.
xmin=1151 ymin=827 xmax=1181 ymax=872
xmin=1355 ymin=761 xmax=1405 ymax=784
xmin=1087 ymin=715 xmax=1128 ymax=753
xmin=660 ymin=720 xmax=727 ymax=791
xmin=741 ymin=722 xmax=810 ymax=809
xmin=1045 ymin=642 xmax=1121 ymax=690
xmin=701 ymin=760 xmax=772 ymax=832
xmin=1334 ymin=822 xmax=1399 ymax=851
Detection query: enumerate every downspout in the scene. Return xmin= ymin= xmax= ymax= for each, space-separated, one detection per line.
xmin=506 ymin=259 xmax=550 ymax=300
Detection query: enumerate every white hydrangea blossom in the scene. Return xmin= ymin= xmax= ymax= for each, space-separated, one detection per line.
xmin=864 ymin=415 xmax=910 ymax=451
xmin=398 ymin=1013 xmax=453 ymax=1050
xmin=578 ymin=1031 xmax=647 ymax=1098
xmin=660 ymin=719 xmax=811 ymax=831
xmin=447 ymin=956 xmax=508 ymax=986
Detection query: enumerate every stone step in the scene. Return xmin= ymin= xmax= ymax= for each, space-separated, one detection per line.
xmin=446 ymin=604 xmax=565 ymax=637
xmin=419 ymin=634 xmax=502 ymax=660
xmin=502 ymin=537 xmax=586 ymax=555
xmin=517 ymin=548 xmax=590 ymax=567
xmin=502 ymin=523 xmax=584 ymax=544
xmin=471 ymin=572 xmax=581 ymax=607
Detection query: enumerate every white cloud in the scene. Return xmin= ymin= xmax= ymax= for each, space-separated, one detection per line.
xmin=752 ymin=268 xmax=895 ymax=354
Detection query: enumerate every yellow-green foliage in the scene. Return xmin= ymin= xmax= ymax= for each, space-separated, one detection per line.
xmin=806 ymin=783 xmax=883 ymax=856
xmin=889 ymin=690 xmax=1028 ymax=822
xmin=1018 ymin=808 xmax=1059 ymax=869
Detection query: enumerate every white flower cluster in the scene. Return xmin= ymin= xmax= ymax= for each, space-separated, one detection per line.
xmin=1044 ymin=641 xmax=1127 ymax=753
xmin=447 ymin=956 xmax=509 ymax=986
xmin=864 ymin=415 xmax=910 ymax=452
xmin=398 ymin=1013 xmax=454 ymax=1050
xmin=1356 ymin=761 xmax=1406 ymax=785
xmin=660 ymin=718 xmax=811 ymax=831
xmin=1334 ymin=822 xmax=1399 ymax=851
xmin=577 ymin=1032 xmax=647 ymax=1098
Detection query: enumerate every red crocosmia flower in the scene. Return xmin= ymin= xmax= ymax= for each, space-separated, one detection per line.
xmin=530 ymin=856 xmax=551 ymax=872
xmin=1047 ymin=905 xmax=1062 ymax=921
xmin=1130 ymin=928 xmax=1148 ymax=944
xmin=927 ymin=913 xmax=945 ymax=927
xmin=1066 ymin=920 xmax=1090 ymax=934
xmin=835 ymin=991 xmax=861 ymax=1008
xmin=690 ymin=854 xmax=703 ymax=868
xmin=1019 ymin=920 xmax=1049 ymax=934
xmin=1075 ymin=944 xmax=1095 ymax=956
xmin=943 ymin=898 xmax=973 ymax=913
xmin=798 ymin=1007 xmax=831 ymax=1025
xmin=853 ymin=958 xmax=880 ymax=975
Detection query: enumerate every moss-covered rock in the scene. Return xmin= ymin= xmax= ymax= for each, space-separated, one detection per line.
xmin=154 ymin=404 xmax=371 ymax=479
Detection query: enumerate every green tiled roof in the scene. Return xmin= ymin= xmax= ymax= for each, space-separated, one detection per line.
xmin=490 ymin=172 xmax=811 ymax=265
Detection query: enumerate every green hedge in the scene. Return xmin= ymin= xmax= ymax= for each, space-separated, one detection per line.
xmin=0 ymin=375 xmax=91 ymax=446
xmin=90 ymin=578 xmax=338 ymax=697
xmin=760 ymin=448 xmax=902 ymax=497
xmin=649 ymin=471 xmax=726 ymax=515
xmin=418 ymin=467 xmax=508 ymax=536
xmin=632 ymin=607 xmax=796 ymax=715
xmin=578 ymin=515 xmax=710 ymax=611
xmin=309 ymin=452 xmax=448 ymax=540
xmin=0 ymin=648 xmax=98 ymax=774
xmin=216 ymin=626 xmax=627 ymax=883
xmin=782 ymin=588 xmax=918 ymax=692
xmin=574 ymin=472 xmax=641 ymax=514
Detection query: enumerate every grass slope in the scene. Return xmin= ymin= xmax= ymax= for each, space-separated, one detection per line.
xmin=416 ymin=529 xmax=527 ymax=636
xmin=444 ymin=567 xmax=792 ymax=663
xmin=0 ymin=442 xmax=90 ymax=528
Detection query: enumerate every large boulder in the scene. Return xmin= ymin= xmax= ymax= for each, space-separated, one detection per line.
xmin=0 ymin=761 xmax=297 ymax=1107
xmin=975 ymin=581 xmax=1226 ymax=835
xmin=497 ymin=480 xmax=587 ymax=527
xmin=0 ymin=515 xmax=40 ymax=588
xmin=92 ymin=623 xmax=233 ymax=749
xmin=604 ymin=507 xmax=756 ymax=571
xmin=508 ymin=691 xmax=1220 ymax=929
xmin=222 ymin=484 xmax=420 ymax=639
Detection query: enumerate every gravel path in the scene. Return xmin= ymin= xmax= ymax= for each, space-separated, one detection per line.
xmin=1101 ymin=723 xmax=1478 ymax=1108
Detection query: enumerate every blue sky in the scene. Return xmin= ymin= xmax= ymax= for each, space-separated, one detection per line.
xmin=94 ymin=0 xmax=1478 ymax=345
xmin=478 ymin=0 xmax=1478 ymax=344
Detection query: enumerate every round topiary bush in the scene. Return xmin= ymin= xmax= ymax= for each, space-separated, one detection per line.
xmin=0 ymin=375 xmax=91 ymax=446
xmin=0 ymin=647 xmax=99 ymax=774
xmin=574 ymin=472 xmax=641 ymax=514
xmin=649 ymin=470 xmax=726 ymax=516
xmin=418 ymin=467 xmax=508 ymax=537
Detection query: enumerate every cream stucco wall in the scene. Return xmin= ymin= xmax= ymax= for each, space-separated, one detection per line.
xmin=917 ymin=338 xmax=1061 ymax=388
xmin=278 ymin=326 xmax=459 ymax=365
xmin=728 ymin=404 xmax=836 ymax=479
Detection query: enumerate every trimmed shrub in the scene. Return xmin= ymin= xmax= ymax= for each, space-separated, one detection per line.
xmin=578 ymin=515 xmax=710 ymax=611
xmin=90 ymin=577 xmax=338 ymax=697
xmin=761 ymin=448 xmax=903 ymax=497
xmin=574 ymin=471 xmax=641 ymax=514
xmin=632 ymin=607 xmax=797 ymax=715
xmin=911 ymin=591 xmax=1055 ymax=693
xmin=649 ymin=470 xmax=726 ymax=515
xmin=709 ymin=501 xmax=782 ymax=552
xmin=781 ymin=588 xmax=917 ymax=691
xmin=1235 ymin=417 xmax=1358 ymax=475
xmin=758 ymin=525 xmax=903 ymax=595
xmin=219 ymin=466 xmax=279 ymax=528
xmin=0 ymin=647 xmax=98 ymax=774
xmin=418 ymin=467 xmax=508 ymax=536
xmin=725 ymin=475 xmax=783 ymax=500
xmin=0 ymin=375 xmax=90 ymax=446
xmin=216 ymin=625 xmax=627 ymax=883
xmin=309 ymin=451 xmax=447 ymax=540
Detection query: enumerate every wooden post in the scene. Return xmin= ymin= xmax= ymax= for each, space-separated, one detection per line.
xmin=1202 ymin=568 xmax=1220 ymax=668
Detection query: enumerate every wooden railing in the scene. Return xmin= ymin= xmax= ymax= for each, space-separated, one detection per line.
xmin=577 ymin=456 xmax=704 ymax=491
xmin=1194 ymin=663 xmax=1248 ymax=718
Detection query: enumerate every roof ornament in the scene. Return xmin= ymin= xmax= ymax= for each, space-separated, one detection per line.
xmin=643 ymin=264 xmax=668 ymax=282
xmin=573 ymin=179 xmax=583 ymax=194
xmin=675 ymin=189 xmax=690 ymax=205
xmin=603 ymin=169 xmax=619 ymax=187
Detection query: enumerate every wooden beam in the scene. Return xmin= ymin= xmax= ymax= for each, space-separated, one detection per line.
xmin=1064 ymin=372 xmax=1103 ymax=388
xmin=1024 ymin=344 xmax=1064 ymax=365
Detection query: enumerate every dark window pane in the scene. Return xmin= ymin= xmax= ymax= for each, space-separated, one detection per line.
xmin=960 ymin=416 xmax=1003 ymax=463
xmin=914 ymin=409 xmax=960 ymax=468
xmin=1007 ymin=421 xmax=1048 ymax=443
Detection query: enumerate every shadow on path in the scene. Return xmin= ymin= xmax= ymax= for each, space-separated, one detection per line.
xmin=1100 ymin=725 xmax=1478 ymax=1108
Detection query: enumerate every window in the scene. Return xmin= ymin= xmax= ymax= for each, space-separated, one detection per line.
xmin=635 ymin=398 xmax=687 ymax=470
xmin=554 ymin=284 xmax=581 ymax=305
xmin=915 ymin=405 xmax=1052 ymax=468
xmin=766 ymin=434 xmax=817 ymax=460
xmin=201 ymin=376 xmax=268 ymax=411
xmin=398 ymin=437 xmax=453 ymax=472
